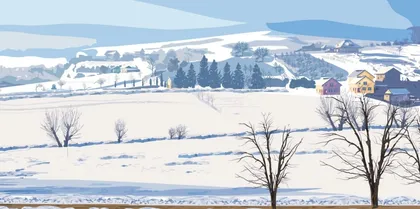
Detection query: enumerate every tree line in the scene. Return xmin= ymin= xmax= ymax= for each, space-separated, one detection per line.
xmin=173 ymin=55 xmax=265 ymax=89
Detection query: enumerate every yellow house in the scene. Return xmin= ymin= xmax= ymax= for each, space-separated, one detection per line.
xmin=166 ymin=77 xmax=172 ymax=89
xmin=347 ymin=70 xmax=375 ymax=94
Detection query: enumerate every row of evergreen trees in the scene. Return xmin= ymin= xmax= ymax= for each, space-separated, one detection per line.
xmin=173 ymin=56 xmax=265 ymax=89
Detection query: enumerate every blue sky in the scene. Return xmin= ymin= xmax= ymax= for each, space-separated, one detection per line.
xmin=0 ymin=0 xmax=243 ymax=29
xmin=0 ymin=0 xmax=413 ymax=30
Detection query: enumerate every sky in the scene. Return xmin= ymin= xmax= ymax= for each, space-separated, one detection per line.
xmin=0 ymin=0 xmax=413 ymax=30
xmin=0 ymin=0 xmax=243 ymax=30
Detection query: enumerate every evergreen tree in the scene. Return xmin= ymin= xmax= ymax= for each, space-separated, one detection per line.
xmin=174 ymin=67 xmax=187 ymax=88
xmin=160 ymin=73 xmax=164 ymax=87
xmin=222 ymin=62 xmax=233 ymax=88
xmin=187 ymin=63 xmax=197 ymax=88
xmin=208 ymin=60 xmax=221 ymax=88
xmin=149 ymin=79 xmax=152 ymax=86
xmin=250 ymin=64 xmax=265 ymax=89
xmin=197 ymin=55 xmax=210 ymax=87
xmin=232 ymin=63 xmax=245 ymax=89
xmin=155 ymin=76 xmax=159 ymax=86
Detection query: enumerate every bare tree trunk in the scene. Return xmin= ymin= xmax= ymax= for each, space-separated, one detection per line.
xmin=328 ymin=116 xmax=337 ymax=131
xmin=394 ymin=117 xmax=401 ymax=128
xmin=53 ymin=132 xmax=63 ymax=147
xmin=270 ymin=191 xmax=277 ymax=209
xmin=337 ymin=115 xmax=345 ymax=131
xmin=370 ymin=183 xmax=379 ymax=208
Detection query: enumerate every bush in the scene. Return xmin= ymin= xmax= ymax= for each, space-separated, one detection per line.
xmin=264 ymin=78 xmax=289 ymax=87
xmin=289 ymin=77 xmax=315 ymax=89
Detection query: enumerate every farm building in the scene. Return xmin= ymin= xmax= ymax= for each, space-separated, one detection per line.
xmin=384 ymin=88 xmax=410 ymax=103
xmin=315 ymin=77 xmax=341 ymax=95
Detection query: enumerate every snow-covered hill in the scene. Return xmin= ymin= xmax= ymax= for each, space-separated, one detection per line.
xmin=311 ymin=45 xmax=420 ymax=80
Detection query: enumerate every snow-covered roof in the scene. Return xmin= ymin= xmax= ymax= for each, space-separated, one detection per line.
xmin=348 ymin=70 xmax=364 ymax=78
xmin=385 ymin=88 xmax=410 ymax=95
xmin=335 ymin=40 xmax=361 ymax=49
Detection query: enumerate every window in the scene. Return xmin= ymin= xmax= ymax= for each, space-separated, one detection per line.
xmin=330 ymin=83 xmax=333 ymax=87
xmin=363 ymin=82 xmax=368 ymax=85
xmin=368 ymin=87 xmax=372 ymax=90
xmin=362 ymin=87 xmax=366 ymax=90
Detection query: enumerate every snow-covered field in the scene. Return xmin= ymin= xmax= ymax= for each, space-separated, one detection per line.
xmin=2 ymin=32 xmax=420 ymax=206
xmin=1 ymin=91 xmax=420 ymax=205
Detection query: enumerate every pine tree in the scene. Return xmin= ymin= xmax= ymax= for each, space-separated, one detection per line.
xmin=187 ymin=63 xmax=197 ymax=88
xmin=222 ymin=62 xmax=233 ymax=88
xmin=174 ymin=67 xmax=187 ymax=88
xmin=208 ymin=60 xmax=221 ymax=88
xmin=197 ymin=55 xmax=210 ymax=87
xmin=232 ymin=63 xmax=245 ymax=89
xmin=160 ymin=73 xmax=164 ymax=87
xmin=155 ymin=76 xmax=159 ymax=86
xmin=250 ymin=64 xmax=265 ymax=89
xmin=149 ymin=79 xmax=152 ymax=86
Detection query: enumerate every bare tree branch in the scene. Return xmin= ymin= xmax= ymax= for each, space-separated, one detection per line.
xmin=321 ymin=94 xmax=413 ymax=208
xmin=41 ymin=110 xmax=62 ymax=147
xmin=237 ymin=113 xmax=302 ymax=209
xmin=115 ymin=119 xmax=128 ymax=143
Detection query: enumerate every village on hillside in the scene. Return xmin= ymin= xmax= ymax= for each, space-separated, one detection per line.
xmin=316 ymin=67 xmax=420 ymax=105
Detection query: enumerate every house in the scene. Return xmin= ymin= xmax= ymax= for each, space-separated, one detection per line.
xmin=384 ymin=88 xmax=410 ymax=103
xmin=315 ymin=77 xmax=342 ymax=95
xmin=375 ymin=68 xmax=402 ymax=83
xmin=104 ymin=50 xmax=121 ymax=61
xmin=349 ymin=76 xmax=375 ymax=94
xmin=334 ymin=40 xmax=361 ymax=53
xmin=348 ymin=70 xmax=375 ymax=83
xmin=121 ymin=67 xmax=140 ymax=73
xmin=297 ymin=43 xmax=323 ymax=52
xmin=347 ymin=70 xmax=375 ymax=94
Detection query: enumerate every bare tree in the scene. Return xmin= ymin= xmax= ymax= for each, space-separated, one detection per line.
xmin=114 ymin=119 xmax=128 ymax=143
xmin=41 ymin=108 xmax=83 ymax=148
xmin=237 ymin=113 xmax=303 ymax=209
xmin=96 ymin=78 xmax=106 ymax=87
xmin=397 ymin=46 xmax=403 ymax=55
xmin=61 ymin=108 xmax=83 ymax=147
xmin=35 ymin=84 xmax=45 ymax=92
xmin=321 ymin=95 xmax=413 ymax=208
xmin=394 ymin=118 xmax=420 ymax=185
xmin=393 ymin=103 xmax=416 ymax=129
xmin=316 ymin=96 xmax=344 ymax=131
xmin=41 ymin=110 xmax=62 ymax=147
xmin=254 ymin=47 xmax=270 ymax=62
xmin=232 ymin=42 xmax=250 ymax=57
xmin=146 ymin=56 xmax=156 ymax=76
xmin=57 ymin=80 xmax=66 ymax=89
xmin=168 ymin=127 xmax=176 ymax=139
xmin=175 ymin=125 xmax=188 ymax=139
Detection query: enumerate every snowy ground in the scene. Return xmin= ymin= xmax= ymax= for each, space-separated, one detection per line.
xmin=1 ymin=92 xmax=420 ymax=205
xmin=0 ymin=56 xmax=67 ymax=68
